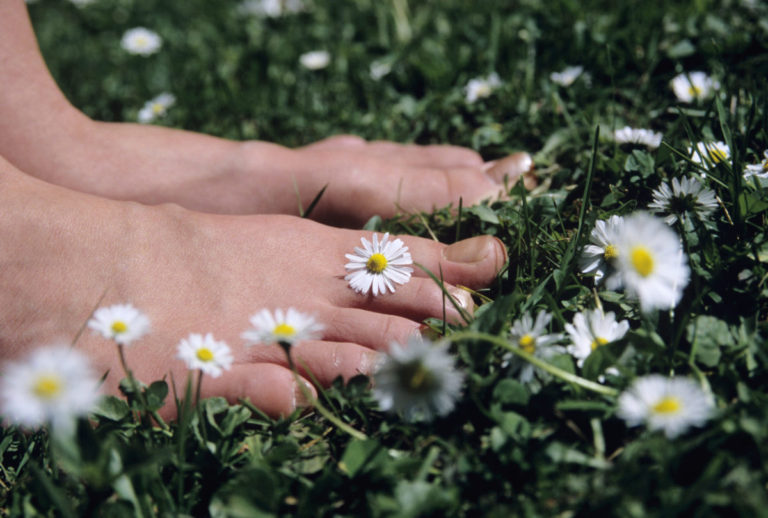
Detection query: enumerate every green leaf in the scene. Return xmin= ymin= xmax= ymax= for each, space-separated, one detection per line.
xmin=93 ymin=396 xmax=131 ymax=421
xmin=339 ymin=439 xmax=387 ymax=478
xmin=687 ymin=315 xmax=735 ymax=367
xmin=465 ymin=204 xmax=500 ymax=224
xmin=492 ymin=379 xmax=530 ymax=406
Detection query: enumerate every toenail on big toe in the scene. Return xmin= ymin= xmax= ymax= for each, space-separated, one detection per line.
xmin=444 ymin=235 xmax=505 ymax=264
xmin=486 ymin=152 xmax=534 ymax=183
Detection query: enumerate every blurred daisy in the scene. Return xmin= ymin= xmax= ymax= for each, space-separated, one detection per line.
xmin=617 ymin=375 xmax=713 ymax=438
xmin=369 ymin=60 xmax=392 ymax=81
xmin=120 ymin=27 xmax=162 ymax=56
xmin=299 ymin=50 xmax=330 ymax=70
xmin=579 ymin=215 xmax=624 ymax=284
xmin=689 ymin=141 xmax=731 ymax=169
xmin=743 ymin=150 xmax=768 ymax=180
xmin=237 ymin=0 xmax=304 ymax=17
xmin=507 ymin=311 xmax=565 ymax=387
xmin=648 ymin=177 xmax=718 ymax=225
xmin=465 ymin=72 xmax=501 ymax=103
xmin=242 ymin=308 xmax=324 ymax=347
xmin=177 ymin=333 xmax=233 ymax=378
xmin=69 ymin=0 xmax=97 ymax=6
xmin=345 ymin=233 xmax=413 ymax=296
xmin=608 ymin=212 xmax=690 ymax=313
xmin=88 ymin=303 xmax=150 ymax=346
xmin=565 ymin=309 xmax=629 ymax=367
xmin=372 ymin=336 xmax=464 ymax=422
xmin=671 ymin=71 xmax=718 ymax=103
xmin=137 ymin=92 xmax=175 ymax=124
xmin=613 ymin=126 xmax=663 ymax=149
xmin=1 ymin=345 xmax=100 ymax=431
xmin=550 ymin=65 xmax=583 ymax=87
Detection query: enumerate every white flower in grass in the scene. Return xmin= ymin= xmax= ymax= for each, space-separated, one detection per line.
xmin=299 ymin=50 xmax=330 ymax=70
xmin=372 ymin=336 xmax=464 ymax=422
xmin=617 ymin=375 xmax=713 ymax=438
xmin=579 ymin=215 xmax=624 ymax=284
xmin=88 ymin=303 xmax=150 ymax=346
xmin=507 ymin=311 xmax=565 ymax=387
xmin=121 ymin=27 xmax=162 ymax=56
xmin=608 ymin=212 xmax=690 ymax=313
xmin=242 ymin=308 xmax=324 ymax=346
xmin=465 ymin=72 xmax=501 ymax=103
xmin=550 ymin=65 xmax=584 ymax=87
xmin=345 ymin=233 xmax=413 ymax=296
xmin=689 ymin=141 xmax=730 ymax=170
xmin=370 ymin=60 xmax=392 ymax=81
xmin=1 ymin=345 xmax=100 ymax=431
xmin=565 ymin=309 xmax=629 ymax=367
xmin=648 ymin=176 xmax=718 ymax=225
xmin=137 ymin=92 xmax=175 ymax=124
xmin=177 ymin=333 xmax=233 ymax=378
xmin=743 ymin=150 xmax=768 ymax=180
xmin=237 ymin=0 xmax=304 ymax=17
xmin=613 ymin=126 xmax=663 ymax=149
xmin=671 ymin=71 xmax=718 ymax=103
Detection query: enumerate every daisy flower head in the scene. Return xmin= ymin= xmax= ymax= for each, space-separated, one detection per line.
xmin=372 ymin=336 xmax=464 ymax=422
xmin=177 ymin=333 xmax=233 ymax=378
xmin=1 ymin=345 xmax=100 ymax=431
xmin=237 ymin=0 xmax=304 ymax=17
xmin=671 ymin=71 xmax=718 ymax=103
xmin=88 ymin=303 xmax=150 ymax=346
xmin=579 ymin=215 xmax=624 ymax=284
xmin=242 ymin=308 xmax=324 ymax=347
xmin=689 ymin=141 xmax=731 ymax=170
xmin=550 ymin=65 xmax=584 ymax=87
xmin=609 ymin=212 xmax=690 ymax=313
xmin=464 ymin=72 xmax=502 ymax=103
xmin=507 ymin=310 xmax=565 ymax=387
xmin=743 ymin=150 xmax=768 ymax=180
xmin=369 ymin=59 xmax=392 ymax=81
xmin=345 ymin=233 xmax=413 ymax=296
xmin=613 ymin=126 xmax=663 ymax=149
xmin=648 ymin=176 xmax=718 ymax=225
xmin=137 ymin=92 xmax=175 ymax=124
xmin=120 ymin=27 xmax=162 ymax=56
xmin=565 ymin=309 xmax=629 ymax=367
xmin=617 ymin=375 xmax=713 ymax=438
xmin=299 ymin=50 xmax=330 ymax=70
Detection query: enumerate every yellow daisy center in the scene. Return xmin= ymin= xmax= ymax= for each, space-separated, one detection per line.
xmin=366 ymin=253 xmax=388 ymax=274
xmin=519 ymin=334 xmax=536 ymax=354
xmin=590 ymin=337 xmax=609 ymax=351
xmin=761 ymin=159 xmax=768 ymax=172
xmin=653 ymin=396 xmax=682 ymax=415
xmin=630 ymin=246 xmax=654 ymax=277
xmin=111 ymin=320 xmax=128 ymax=334
xmin=33 ymin=374 xmax=63 ymax=400
xmin=687 ymin=85 xmax=702 ymax=98
xmin=408 ymin=364 xmax=431 ymax=391
xmin=603 ymin=244 xmax=619 ymax=260
xmin=152 ymin=103 xmax=165 ymax=114
xmin=708 ymin=147 xmax=727 ymax=163
xmin=136 ymin=36 xmax=148 ymax=47
xmin=196 ymin=347 xmax=214 ymax=362
xmin=274 ymin=323 xmax=296 ymax=337
xmin=476 ymin=84 xmax=491 ymax=97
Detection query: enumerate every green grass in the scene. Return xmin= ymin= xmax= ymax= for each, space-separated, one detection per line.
xmin=3 ymin=0 xmax=768 ymax=515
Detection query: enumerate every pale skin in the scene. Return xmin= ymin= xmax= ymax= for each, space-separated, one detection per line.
xmin=0 ymin=0 xmax=528 ymax=418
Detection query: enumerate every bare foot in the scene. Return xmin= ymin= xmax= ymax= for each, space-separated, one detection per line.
xmin=0 ymin=157 xmax=507 ymax=419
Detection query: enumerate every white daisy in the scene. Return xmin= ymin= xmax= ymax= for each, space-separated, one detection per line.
xmin=0 ymin=345 xmax=100 ymax=431
xmin=689 ymin=141 xmax=731 ymax=169
xmin=613 ymin=126 xmax=663 ymax=149
xmin=565 ymin=309 xmax=629 ymax=367
xmin=671 ymin=71 xmax=718 ymax=103
xmin=579 ymin=215 xmax=624 ymax=284
xmin=88 ymin=303 xmax=150 ymax=346
xmin=369 ymin=60 xmax=392 ymax=81
xmin=137 ymin=92 xmax=176 ymax=124
xmin=177 ymin=333 xmax=234 ymax=378
xmin=617 ymin=375 xmax=713 ymax=438
xmin=372 ymin=336 xmax=464 ymax=422
xmin=345 ymin=233 xmax=413 ymax=296
xmin=464 ymin=72 xmax=502 ymax=103
xmin=242 ymin=308 xmax=324 ymax=347
xmin=299 ymin=50 xmax=330 ymax=70
xmin=608 ymin=212 xmax=690 ymax=313
xmin=120 ymin=27 xmax=162 ymax=56
xmin=743 ymin=150 xmax=768 ymax=180
xmin=236 ymin=0 xmax=304 ymax=17
xmin=648 ymin=176 xmax=718 ymax=225
xmin=550 ymin=65 xmax=584 ymax=87
xmin=507 ymin=311 xmax=565 ymax=387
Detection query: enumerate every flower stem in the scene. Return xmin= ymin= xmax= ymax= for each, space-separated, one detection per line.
xmin=448 ymin=331 xmax=620 ymax=397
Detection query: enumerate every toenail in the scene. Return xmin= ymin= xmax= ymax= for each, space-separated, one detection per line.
xmin=487 ymin=152 xmax=534 ymax=183
xmin=359 ymin=350 xmax=379 ymax=376
xmin=293 ymin=379 xmax=315 ymax=409
xmin=444 ymin=235 xmax=499 ymax=264
xmin=448 ymin=287 xmax=474 ymax=313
